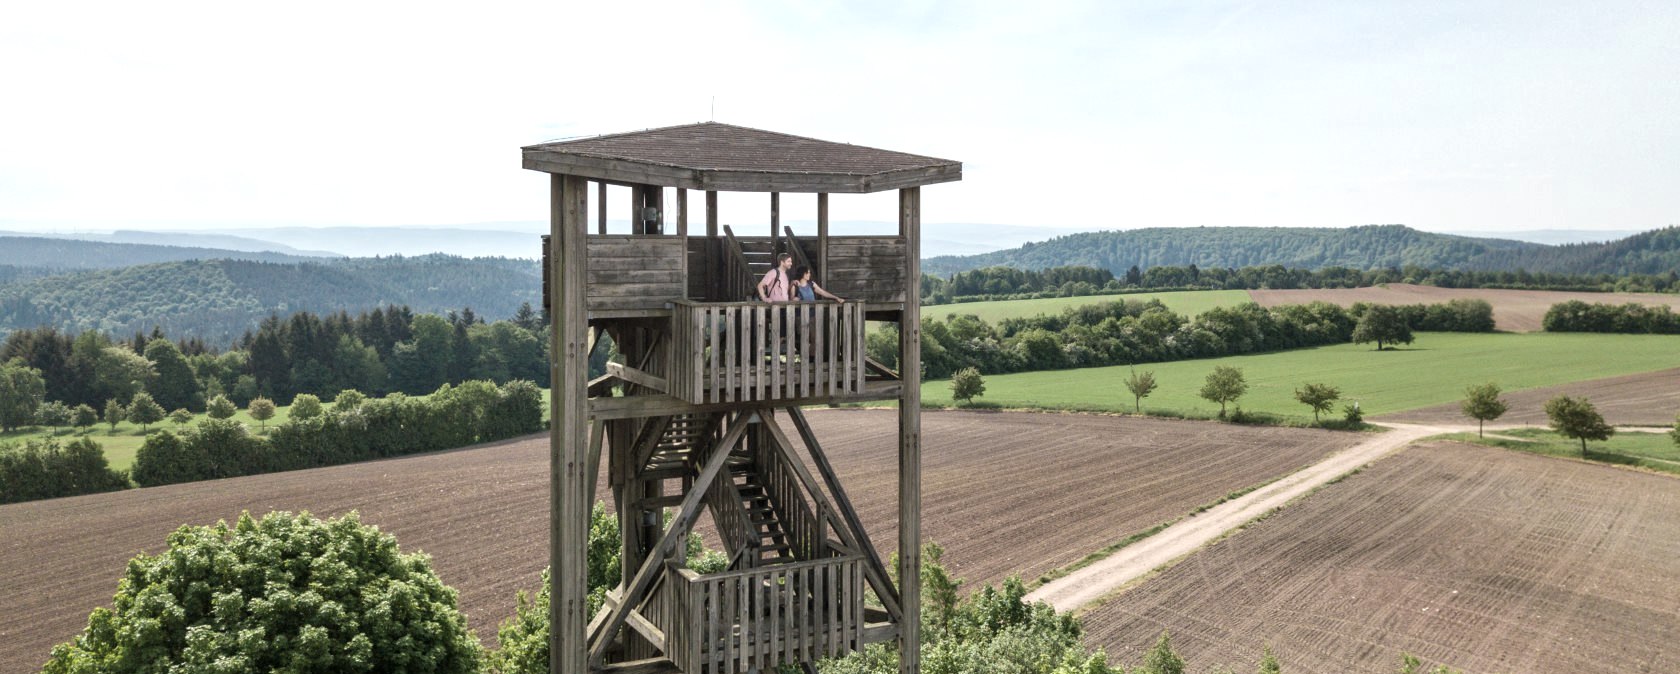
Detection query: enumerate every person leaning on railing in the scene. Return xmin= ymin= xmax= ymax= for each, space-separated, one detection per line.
xmin=791 ymin=264 xmax=845 ymax=356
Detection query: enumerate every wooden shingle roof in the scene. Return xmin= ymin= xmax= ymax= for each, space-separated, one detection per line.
xmin=522 ymin=122 xmax=961 ymax=193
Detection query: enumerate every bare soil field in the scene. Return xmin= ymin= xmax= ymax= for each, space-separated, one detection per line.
xmin=1080 ymin=441 xmax=1680 ymax=674
xmin=0 ymin=410 xmax=1357 ymax=673
xmin=1378 ymin=367 xmax=1680 ymax=427
xmin=1248 ymin=283 xmax=1680 ymax=332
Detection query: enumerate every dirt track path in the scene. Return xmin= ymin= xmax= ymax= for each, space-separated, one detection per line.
xmin=1026 ymin=422 xmax=1459 ymax=612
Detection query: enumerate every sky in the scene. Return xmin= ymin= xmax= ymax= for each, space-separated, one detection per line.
xmin=2 ymin=0 xmax=1677 ymax=235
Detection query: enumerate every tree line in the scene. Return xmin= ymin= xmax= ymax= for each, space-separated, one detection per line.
xmin=0 ymin=379 xmax=543 ymax=503
xmin=922 ymin=263 xmax=1680 ymax=304
xmin=0 ymin=302 xmax=561 ymax=418
xmin=873 ymin=297 xmax=1494 ymax=380
xmin=1542 ymin=300 xmax=1680 ymax=334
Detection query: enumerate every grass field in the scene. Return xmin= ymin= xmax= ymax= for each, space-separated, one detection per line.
xmin=921 ymin=332 xmax=1680 ymax=421
xmin=3 ymin=400 xmax=311 ymax=472
xmin=927 ymin=289 xmax=1253 ymax=324
xmin=1452 ymin=428 xmax=1680 ymax=475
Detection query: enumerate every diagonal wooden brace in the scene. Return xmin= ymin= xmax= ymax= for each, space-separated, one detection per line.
xmin=586 ymin=409 xmax=755 ymax=666
xmin=784 ymin=407 xmax=903 ymax=620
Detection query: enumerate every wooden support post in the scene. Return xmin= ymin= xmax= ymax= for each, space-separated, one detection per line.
xmin=549 ymin=173 xmax=590 ymax=674
xmin=817 ymin=193 xmax=830 ymax=282
xmin=896 ymin=186 xmax=922 ymax=674
xmin=706 ymin=190 xmax=719 ymax=238
xmin=597 ymin=181 xmax=607 ymax=235
xmin=770 ymin=191 xmax=781 ymax=250
xmin=677 ymin=188 xmax=689 ymax=299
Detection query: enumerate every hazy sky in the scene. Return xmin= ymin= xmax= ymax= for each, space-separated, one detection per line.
xmin=3 ymin=0 xmax=1677 ymax=233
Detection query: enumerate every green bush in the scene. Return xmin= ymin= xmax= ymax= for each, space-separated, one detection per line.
xmin=43 ymin=510 xmax=482 ymax=673
xmin=0 ymin=437 xmax=128 ymax=503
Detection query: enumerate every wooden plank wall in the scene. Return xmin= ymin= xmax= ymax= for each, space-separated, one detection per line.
xmin=585 ymin=235 xmax=685 ymax=311
xmin=818 ymin=236 xmax=908 ymax=303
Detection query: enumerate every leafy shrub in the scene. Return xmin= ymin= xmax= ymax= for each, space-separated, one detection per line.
xmin=0 ymin=437 xmax=129 ymax=503
xmin=950 ymin=367 xmax=986 ymax=404
xmin=43 ymin=511 xmax=482 ymax=673
xmin=205 ymin=394 xmax=238 ymax=420
xmin=1544 ymin=300 xmax=1680 ymax=334
xmin=289 ymin=393 xmax=324 ymax=421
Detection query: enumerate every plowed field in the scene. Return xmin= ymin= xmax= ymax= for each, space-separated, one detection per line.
xmin=1248 ymin=283 xmax=1680 ymax=332
xmin=0 ymin=410 xmax=1357 ymax=674
xmin=1377 ymin=367 xmax=1680 ymax=427
xmin=1080 ymin=441 xmax=1680 ymax=674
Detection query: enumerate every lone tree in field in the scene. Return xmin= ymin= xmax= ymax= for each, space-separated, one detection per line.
xmin=1460 ymin=382 xmax=1508 ymax=437
xmin=247 ymin=396 xmax=276 ymax=429
xmin=1294 ymin=382 xmax=1340 ymax=422
xmin=949 ymin=367 xmax=986 ymax=405
xmin=103 ymin=399 xmax=126 ymax=433
xmin=1199 ymin=366 xmax=1248 ymax=418
xmin=42 ymin=511 xmax=483 ymax=673
xmin=1351 ymin=304 xmax=1414 ymax=351
xmin=1545 ymin=395 xmax=1614 ymax=455
xmin=205 ymin=394 xmax=238 ymax=420
xmin=71 ymin=404 xmax=98 ymax=434
xmin=1125 ymin=368 xmax=1158 ymax=413
xmin=126 ymin=392 xmax=166 ymax=432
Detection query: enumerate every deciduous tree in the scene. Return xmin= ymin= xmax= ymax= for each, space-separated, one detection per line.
xmin=247 ymin=396 xmax=276 ymax=429
xmin=205 ymin=394 xmax=237 ymax=420
xmin=103 ymin=399 xmax=126 ymax=433
xmin=38 ymin=400 xmax=72 ymax=434
xmin=950 ymin=367 xmax=985 ymax=404
xmin=0 ymin=358 xmax=46 ymax=432
xmin=71 ymin=404 xmax=97 ymax=433
xmin=42 ymin=511 xmax=483 ymax=673
xmin=289 ymin=393 xmax=323 ymax=421
xmin=126 ymin=392 xmax=165 ymax=432
xmin=1294 ymin=382 xmax=1340 ymax=422
xmin=142 ymin=339 xmax=202 ymax=412
xmin=1460 ymin=382 xmax=1508 ymax=437
xmin=1199 ymin=366 xmax=1248 ymax=418
xmin=1545 ymin=395 xmax=1614 ymax=455
xmin=169 ymin=408 xmax=193 ymax=428
xmin=1125 ymin=368 xmax=1158 ymax=413
xmin=1351 ymin=304 xmax=1414 ymax=350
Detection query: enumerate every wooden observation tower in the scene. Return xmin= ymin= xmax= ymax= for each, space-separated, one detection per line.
xmin=527 ymin=123 xmax=961 ymax=673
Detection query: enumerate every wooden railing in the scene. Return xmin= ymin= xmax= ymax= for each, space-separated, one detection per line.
xmin=752 ymin=425 xmax=825 ymax=563
xmin=655 ymin=554 xmax=865 ymax=673
xmin=668 ymin=300 xmax=867 ymax=404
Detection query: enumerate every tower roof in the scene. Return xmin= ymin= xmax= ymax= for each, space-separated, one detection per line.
xmin=522 ymin=122 xmax=961 ymax=193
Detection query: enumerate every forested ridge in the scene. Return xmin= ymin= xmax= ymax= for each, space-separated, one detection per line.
xmin=925 ymin=224 xmax=1680 ymax=276
xmin=0 ymin=255 xmax=540 ymax=345
xmin=0 ymin=235 xmax=325 ymax=269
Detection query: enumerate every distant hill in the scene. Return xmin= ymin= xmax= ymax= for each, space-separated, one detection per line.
xmin=923 ymin=225 xmax=1545 ymax=276
xmin=0 ymin=255 xmax=540 ymax=345
xmin=1467 ymin=226 xmax=1680 ymax=275
xmin=1444 ymin=229 xmax=1642 ymax=245
xmin=0 ymin=236 xmax=333 ymax=270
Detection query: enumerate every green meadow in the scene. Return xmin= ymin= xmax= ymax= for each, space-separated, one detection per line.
xmin=926 ymin=289 xmax=1253 ymax=324
xmin=920 ymin=332 xmax=1680 ymax=421
xmin=1452 ymin=428 xmax=1680 ymax=475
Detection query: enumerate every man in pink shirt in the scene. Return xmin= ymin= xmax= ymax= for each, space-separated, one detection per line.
xmin=757 ymin=253 xmax=794 ymax=302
